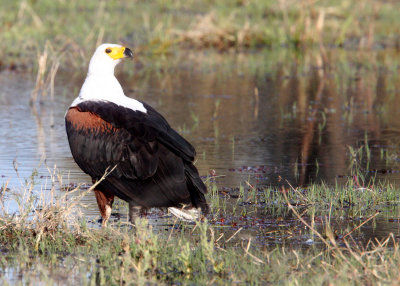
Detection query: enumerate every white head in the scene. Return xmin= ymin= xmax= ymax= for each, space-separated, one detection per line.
xmin=87 ymin=43 xmax=134 ymax=76
xmin=72 ymin=43 xmax=146 ymax=113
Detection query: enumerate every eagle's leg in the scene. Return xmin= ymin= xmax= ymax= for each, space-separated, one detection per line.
xmin=94 ymin=189 xmax=114 ymax=227
xmin=128 ymin=201 xmax=146 ymax=224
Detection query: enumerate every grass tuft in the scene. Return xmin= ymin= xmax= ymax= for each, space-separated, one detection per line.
xmin=2 ymin=166 xmax=400 ymax=284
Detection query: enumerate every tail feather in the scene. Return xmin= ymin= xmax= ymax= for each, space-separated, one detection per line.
xmin=184 ymin=162 xmax=209 ymax=215
xmin=185 ymin=162 xmax=207 ymax=194
xmin=168 ymin=207 xmax=200 ymax=221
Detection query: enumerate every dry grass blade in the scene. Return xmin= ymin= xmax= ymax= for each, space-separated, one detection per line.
xmin=242 ymin=238 xmax=265 ymax=265
xmin=28 ymin=165 xmax=117 ymax=250
xmin=341 ymin=211 xmax=380 ymax=240
xmin=18 ymin=0 xmax=43 ymax=29
xmin=225 ymin=227 xmax=243 ymax=243
xmin=30 ymin=41 xmax=63 ymax=105
xmin=30 ymin=44 xmax=48 ymax=105
xmin=285 ymin=179 xmax=310 ymax=204
xmin=283 ymin=191 xmax=331 ymax=248
xmin=342 ymin=239 xmax=387 ymax=282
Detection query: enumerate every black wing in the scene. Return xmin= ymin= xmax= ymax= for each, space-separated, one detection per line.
xmin=65 ymin=100 xmax=208 ymax=211
xmin=81 ymin=100 xmax=195 ymax=162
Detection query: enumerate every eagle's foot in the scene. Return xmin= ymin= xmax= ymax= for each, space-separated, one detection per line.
xmin=128 ymin=202 xmax=146 ymax=224
xmin=94 ymin=189 xmax=114 ymax=228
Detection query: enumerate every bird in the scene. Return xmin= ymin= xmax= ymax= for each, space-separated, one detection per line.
xmin=65 ymin=43 xmax=208 ymax=226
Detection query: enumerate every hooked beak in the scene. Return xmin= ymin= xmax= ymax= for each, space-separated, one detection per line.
xmin=123 ymin=47 xmax=134 ymax=59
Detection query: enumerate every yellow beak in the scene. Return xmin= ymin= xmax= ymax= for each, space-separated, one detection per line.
xmin=107 ymin=47 xmax=133 ymax=60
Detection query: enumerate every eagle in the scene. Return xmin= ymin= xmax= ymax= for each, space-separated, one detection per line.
xmin=65 ymin=43 xmax=208 ymax=226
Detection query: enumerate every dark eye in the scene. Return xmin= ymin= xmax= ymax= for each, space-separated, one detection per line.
xmin=105 ymin=48 xmax=112 ymax=54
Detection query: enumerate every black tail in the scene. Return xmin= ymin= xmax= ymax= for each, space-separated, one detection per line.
xmin=184 ymin=162 xmax=209 ymax=215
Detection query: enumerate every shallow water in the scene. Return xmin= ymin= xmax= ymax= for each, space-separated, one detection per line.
xmin=1 ymin=49 xmax=400 ymax=244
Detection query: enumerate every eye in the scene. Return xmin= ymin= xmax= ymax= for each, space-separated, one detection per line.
xmin=105 ymin=48 xmax=112 ymax=54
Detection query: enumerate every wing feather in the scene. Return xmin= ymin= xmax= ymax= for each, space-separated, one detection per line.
xmin=65 ymin=100 xmax=207 ymax=211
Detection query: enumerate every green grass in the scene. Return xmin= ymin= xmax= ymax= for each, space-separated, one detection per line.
xmin=1 ymin=0 xmax=400 ymax=72
xmin=0 ymin=199 xmax=400 ymax=285
xmin=2 ymin=162 xmax=400 ymax=284
xmin=1 ymin=203 xmax=400 ymax=285
xmin=3 ymin=1 xmax=400 ymax=283
xmin=208 ymin=140 xmax=395 ymax=209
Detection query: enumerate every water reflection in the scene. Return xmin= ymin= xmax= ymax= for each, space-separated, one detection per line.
xmin=1 ymin=49 xmax=400 ymax=240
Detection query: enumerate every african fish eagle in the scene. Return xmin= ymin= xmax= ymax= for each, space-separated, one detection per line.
xmin=65 ymin=43 xmax=208 ymax=226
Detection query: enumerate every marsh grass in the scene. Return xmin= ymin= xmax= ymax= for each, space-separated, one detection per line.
xmin=2 ymin=163 xmax=400 ymax=284
xmin=30 ymin=41 xmax=62 ymax=105
xmin=1 ymin=0 xmax=400 ymax=72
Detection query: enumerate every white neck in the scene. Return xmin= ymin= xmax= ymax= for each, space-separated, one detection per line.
xmin=71 ymin=72 xmax=147 ymax=113
xmin=87 ymin=57 xmax=119 ymax=76
xmin=76 ymin=73 xmax=125 ymax=102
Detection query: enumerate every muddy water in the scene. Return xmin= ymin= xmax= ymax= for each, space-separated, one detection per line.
xmin=1 ymin=49 xmax=400 ymax=243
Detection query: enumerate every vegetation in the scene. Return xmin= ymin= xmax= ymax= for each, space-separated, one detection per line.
xmin=2 ymin=0 xmax=400 ymax=284
xmin=1 ymin=0 xmax=400 ymax=71
xmin=1 ymin=154 xmax=400 ymax=284
xmin=2 ymin=215 xmax=400 ymax=285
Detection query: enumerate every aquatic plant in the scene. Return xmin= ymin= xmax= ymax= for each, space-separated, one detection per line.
xmin=1 ymin=166 xmax=400 ymax=284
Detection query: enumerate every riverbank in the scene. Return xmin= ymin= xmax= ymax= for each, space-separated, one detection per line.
xmin=1 ymin=171 xmax=400 ymax=285
xmin=2 ymin=0 xmax=399 ymax=72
